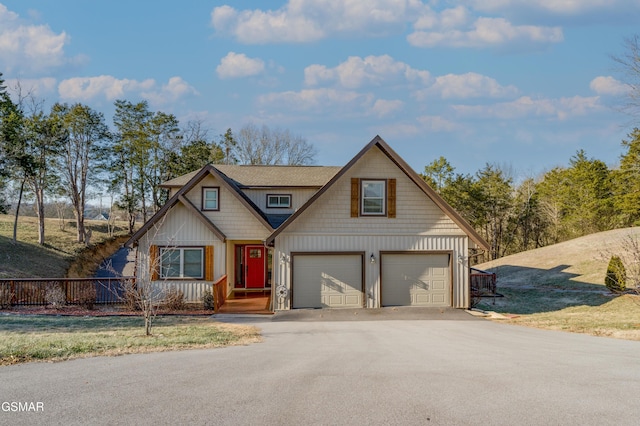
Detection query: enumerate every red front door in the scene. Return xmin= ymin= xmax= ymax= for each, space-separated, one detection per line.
xmin=244 ymin=245 xmax=265 ymax=288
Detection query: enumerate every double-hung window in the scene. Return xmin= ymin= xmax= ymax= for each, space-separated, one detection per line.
xmin=160 ymin=248 xmax=204 ymax=279
xmin=361 ymin=180 xmax=386 ymax=215
xmin=202 ymin=187 xmax=219 ymax=211
xmin=267 ymin=194 xmax=291 ymax=208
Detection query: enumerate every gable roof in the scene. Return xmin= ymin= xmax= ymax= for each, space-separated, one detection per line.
xmin=266 ymin=135 xmax=490 ymax=251
xmin=161 ymin=165 xmax=341 ymax=189
xmin=125 ymin=164 xmax=273 ymax=247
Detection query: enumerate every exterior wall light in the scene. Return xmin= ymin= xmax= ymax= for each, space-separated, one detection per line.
xmin=370 ymin=253 xmax=376 ymax=264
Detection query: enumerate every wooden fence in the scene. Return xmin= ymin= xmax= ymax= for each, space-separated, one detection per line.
xmin=0 ymin=277 xmax=134 ymax=306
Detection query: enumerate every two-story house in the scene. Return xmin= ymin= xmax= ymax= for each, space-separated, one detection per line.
xmin=126 ymin=136 xmax=489 ymax=311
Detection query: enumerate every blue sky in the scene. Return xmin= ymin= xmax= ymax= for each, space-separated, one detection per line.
xmin=1 ymin=1 xmax=639 ymax=179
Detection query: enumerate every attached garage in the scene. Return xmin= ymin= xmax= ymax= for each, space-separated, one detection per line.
xmin=381 ymin=252 xmax=451 ymax=307
xmin=291 ymin=253 xmax=364 ymax=309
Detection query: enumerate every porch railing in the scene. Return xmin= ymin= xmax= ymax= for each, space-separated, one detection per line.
xmin=470 ymin=268 xmax=497 ymax=295
xmin=212 ymin=275 xmax=227 ymax=313
xmin=0 ymin=277 xmax=134 ymax=306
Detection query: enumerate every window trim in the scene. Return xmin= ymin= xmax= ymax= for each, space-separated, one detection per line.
xmin=160 ymin=247 xmax=204 ymax=279
xmin=266 ymin=194 xmax=292 ymax=209
xmin=360 ymin=179 xmax=387 ymax=216
xmin=201 ymin=187 xmax=220 ymax=211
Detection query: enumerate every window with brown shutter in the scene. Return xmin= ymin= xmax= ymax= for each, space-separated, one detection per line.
xmin=149 ymin=245 xmax=159 ymax=281
xmin=205 ymin=246 xmax=214 ymax=281
xmin=388 ymin=178 xmax=396 ymax=218
xmin=351 ymin=178 xmax=395 ymax=218
xmin=351 ymin=178 xmax=360 ymax=217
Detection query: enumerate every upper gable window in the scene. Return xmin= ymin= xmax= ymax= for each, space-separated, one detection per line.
xmin=267 ymin=194 xmax=291 ymax=209
xmin=202 ymin=187 xmax=219 ymax=211
xmin=361 ymin=180 xmax=386 ymax=215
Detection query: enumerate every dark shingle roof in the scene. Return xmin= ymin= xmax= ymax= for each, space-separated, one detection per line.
xmin=161 ymin=165 xmax=341 ymax=188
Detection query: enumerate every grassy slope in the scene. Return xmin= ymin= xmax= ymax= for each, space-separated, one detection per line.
xmin=475 ymin=227 xmax=640 ymax=340
xmin=0 ymin=214 xmax=129 ymax=278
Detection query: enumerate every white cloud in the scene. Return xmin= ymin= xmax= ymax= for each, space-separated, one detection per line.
xmin=371 ymin=99 xmax=404 ymax=117
xmin=417 ymin=72 xmax=518 ymax=100
xmin=211 ymin=1 xmax=567 ymax=50
xmin=4 ymin=77 xmax=57 ymax=98
xmin=590 ymin=76 xmax=628 ymax=96
xmin=0 ymin=4 xmax=81 ymax=73
xmin=58 ymin=76 xmax=154 ymax=101
xmin=452 ymin=95 xmax=602 ymax=120
xmin=417 ymin=115 xmax=457 ymax=132
xmin=142 ymin=76 xmax=199 ymax=105
xmin=408 ymin=16 xmax=563 ymax=48
xmin=257 ymin=88 xmax=373 ymax=113
xmin=211 ymin=0 xmax=426 ymax=44
xmin=57 ymin=75 xmax=198 ymax=105
xmin=216 ymin=52 xmax=265 ymax=79
xmin=465 ymin=0 xmax=636 ymax=16
xmin=305 ymin=55 xmax=431 ymax=89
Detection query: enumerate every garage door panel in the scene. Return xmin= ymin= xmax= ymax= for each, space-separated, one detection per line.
xmin=382 ymin=253 xmax=450 ymax=307
xmin=293 ymin=254 xmax=363 ymax=309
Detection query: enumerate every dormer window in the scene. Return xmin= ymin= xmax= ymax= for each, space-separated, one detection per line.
xmin=267 ymin=194 xmax=291 ymax=208
xmin=202 ymin=187 xmax=219 ymax=211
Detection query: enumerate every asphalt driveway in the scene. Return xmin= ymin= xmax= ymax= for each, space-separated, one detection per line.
xmin=2 ymin=314 xmax=640 ymax=425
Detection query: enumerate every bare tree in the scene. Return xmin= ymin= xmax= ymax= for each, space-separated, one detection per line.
xmin=103 ymin=219 xmax=184 ymax=336
xmin=612 ymin=34 xmax=640 ymax=120
xmin=52 ymin=103 xmax=110 ymax=243
xmin=234 ymin=123 xmax=316 ymax=165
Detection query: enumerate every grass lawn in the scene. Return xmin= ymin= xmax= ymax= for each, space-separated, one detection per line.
xmin=501 ymin=295 xmax=640 ymax=340
xmin=0 ymin=315 xmax=261 ymax=366
xmin=475 ymin=228 xmax=640 ymax=340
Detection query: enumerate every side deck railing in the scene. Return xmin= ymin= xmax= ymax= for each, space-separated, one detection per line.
xmin=212 ymin=275 xmax=227 ymax=313
xmin=0 ymin=277 xmax=134 ymax=306
xmin=470 ymin=267 xmax=497 ymax=295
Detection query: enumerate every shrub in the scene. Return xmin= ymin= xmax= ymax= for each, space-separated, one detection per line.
xmin=0 ymin=286 xmax=13 ymax=309
xmin=45 ymin=282 xmax=66 ymax=309
xmin=201 ymin=288 xmax=214 ymax=310
xmin=164 ymin=287 xmax=185 ymax=311
xmin=605 ymin=255 xmax=626 ymax=293
xmin=77 ymin=283 xmax=97 ymax=310
xmin=122 ymin=279 xmax=142 ymax=311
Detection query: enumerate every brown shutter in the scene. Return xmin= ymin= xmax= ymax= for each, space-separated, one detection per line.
xmin=149 ymin=245 xmax=159 ymax=280
xmin=351 ymin=178 xmax=360 ymax=217
xmin=388 ymin=179 xmax=396 ymax=218
xmin=205 ymin=246 xmax=214 ymax=281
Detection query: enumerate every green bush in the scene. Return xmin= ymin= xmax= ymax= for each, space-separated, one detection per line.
xmin=605 ymin=255 xmax=626 ymax=293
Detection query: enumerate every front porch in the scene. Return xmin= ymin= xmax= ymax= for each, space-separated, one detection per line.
xmin=216 ymin=289 xmax=273 ymax=315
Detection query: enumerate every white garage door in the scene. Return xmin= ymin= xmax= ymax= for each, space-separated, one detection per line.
xmin=292 ymin=254 xmax=363 ymax=309
xmin=381 ymin=253 xmax=450 ymax=307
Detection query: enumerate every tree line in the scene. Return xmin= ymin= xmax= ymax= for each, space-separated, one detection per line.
xmin=422 ymin=129 xmax=640 ymax=261
xmin=0 ymin=73 xmax=316 ymax=245
xmin=1 ymin=33 xmax=639 ymax=258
